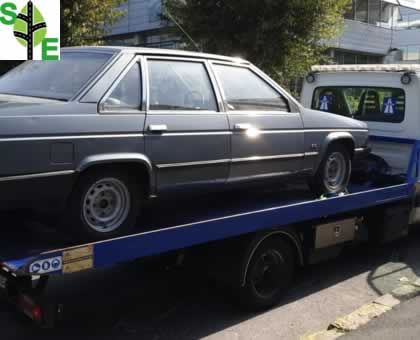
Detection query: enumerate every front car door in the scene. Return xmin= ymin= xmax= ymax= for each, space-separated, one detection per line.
xmin=211 ymin=62 xmax=305 ymax=182
xmin=144 ymin=57 xmax=230 ymax=192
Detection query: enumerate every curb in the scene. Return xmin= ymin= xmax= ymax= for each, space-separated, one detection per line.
xmin=300 ymin=282 xmax=420 ymax=340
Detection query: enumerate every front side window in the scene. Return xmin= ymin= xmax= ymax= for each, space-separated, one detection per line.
xmin=312 ymin=86 xmax=405 ymax=123
xmin=148 ymin=60 xmax=217 ymax=111
xmin=104 ymin=63 xmax=142 ymax=111
xmin=0 ymin=52 xmax=112 ymax=101
xmin=213 ymin=64 xmax=289 ymax=112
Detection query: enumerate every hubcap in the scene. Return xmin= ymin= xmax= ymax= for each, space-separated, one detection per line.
xmin=251 ymin=249 xmax=284 ymax=299
xmin=82 ymin=178 xmax=130 ymax=233
xmin=324 ymin=152 xmax=347 ymax=192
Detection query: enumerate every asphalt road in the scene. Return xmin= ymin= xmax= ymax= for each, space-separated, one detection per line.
xmin=1 ymin=226 xmax=420 ymax=340
xmin=344 ymin=295 xmax=420 ymax=340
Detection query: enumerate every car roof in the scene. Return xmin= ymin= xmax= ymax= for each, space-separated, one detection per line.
xmin=62 ymin=46 xmax=250 ymax=65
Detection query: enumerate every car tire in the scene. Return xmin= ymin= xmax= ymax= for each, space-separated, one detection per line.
xmin=239 ymin=238 xmax=295 ymax=311
xmin=67 ymin=169 xmax=142 ymax=241
xmin=310 ymin=143 xmax=351 ymax=197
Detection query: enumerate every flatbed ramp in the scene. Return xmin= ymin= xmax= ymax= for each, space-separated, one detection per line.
xmin=0 ymin=181 xmax=413 ymax=275
xmin=0 ymin=140 xmax=419 ymax=326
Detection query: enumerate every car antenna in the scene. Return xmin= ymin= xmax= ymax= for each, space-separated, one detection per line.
xmin=162 ymin=7 xmax=203 ymax=53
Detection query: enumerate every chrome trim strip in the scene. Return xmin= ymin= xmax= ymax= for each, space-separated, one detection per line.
xmin=304 ymin=129 xmax=368 ymax=133
xmin=304 ymin=152 xmax=319 ymax=157
xmin=0 ymin=170 xmax=75 ymax=182
xmin=158 ymin=132 xmax=232 ymax=137
xmin=260 ymin=129 xmax=367 ymax=134
xmin=0 ymin=134 xmax=144 ymax=142
xmin=232 ymin=154 xmax=305 ymax=163
xmin=355 ymin=147 xmax=367 ymax=152
xmin=156 ymin=159 xmax=230 ymax=169
xmin=0 ymin=129 xmax=366 ymax=142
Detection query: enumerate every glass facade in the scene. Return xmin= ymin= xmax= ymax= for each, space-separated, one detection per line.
xmin=333 ymin=50 xmax=383 ymax=64
xmin=345 ymin=0 xmax=396 ymax=26
xmin=399 ymin=45 xmax=420 ymax=61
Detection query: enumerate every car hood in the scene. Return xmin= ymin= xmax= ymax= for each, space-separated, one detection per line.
xmin=302 ymin=108 xmax=368 ymax=130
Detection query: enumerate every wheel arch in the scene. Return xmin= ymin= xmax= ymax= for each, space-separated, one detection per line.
xmin=76 ymin=153 xmax=156 ymax=196
xmin=315 ymin=132 xmax=355 ymax=171
xmin=240 ymin=229 xmax=304 ymax=287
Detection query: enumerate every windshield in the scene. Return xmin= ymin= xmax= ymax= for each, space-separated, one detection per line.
xmin=0 ymin=52 xmax=113 ymax=101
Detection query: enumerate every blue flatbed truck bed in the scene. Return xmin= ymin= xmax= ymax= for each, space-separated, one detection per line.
xmin=1 ymin=140 xmax=419 ymax=327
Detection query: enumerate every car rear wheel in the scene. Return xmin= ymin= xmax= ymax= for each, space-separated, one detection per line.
xmin=67 ymin=169 xmax=141 ymax=241
xmin=310 ymin=144 xmax=351 ymax=197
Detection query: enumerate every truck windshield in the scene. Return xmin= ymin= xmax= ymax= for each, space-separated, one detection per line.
xmin=0 ymin=52 xmax=112 ymax=101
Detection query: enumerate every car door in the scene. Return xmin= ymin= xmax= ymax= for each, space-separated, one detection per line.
xmin=211 ymin=62 xmax=305 ymax=182
xmin=144 ymin=57 xmax=230 ymax=192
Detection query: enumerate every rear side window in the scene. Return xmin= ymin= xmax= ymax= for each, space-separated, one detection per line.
xmin=104 ymin=63 xmax=142 ymax=111
xmin=148 ymin=60 xmax=217 ymax=111
xmin=312 ymin=86 xmax=405 ymax=123
xmin=213 ymin=64 xmax=289 ymax=112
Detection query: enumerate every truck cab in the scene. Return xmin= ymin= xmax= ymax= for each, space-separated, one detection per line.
xmin=301 ymin=64 xmax=420 ymax=175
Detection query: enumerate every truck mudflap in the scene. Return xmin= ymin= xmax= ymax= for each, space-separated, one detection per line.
xmin=0 ymin=269 xmax=59 ymax=328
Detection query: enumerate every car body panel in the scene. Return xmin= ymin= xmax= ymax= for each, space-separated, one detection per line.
xmin=145 ymin=112 xmax=231 ymax=191
xmin=0 ymin=47 xmax=368 ymax=212
xmin=227 ymin=112 xmax=306 ymax=181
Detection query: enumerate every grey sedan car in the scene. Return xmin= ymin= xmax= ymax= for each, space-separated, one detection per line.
xmin=0 ymin=47 xmax=368 ymax=240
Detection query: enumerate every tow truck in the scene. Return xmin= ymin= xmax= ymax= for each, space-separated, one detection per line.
xmin=0 ymin=136 xmax=419 ymax=327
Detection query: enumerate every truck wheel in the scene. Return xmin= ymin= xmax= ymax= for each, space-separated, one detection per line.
xmin=310 ymin=144 xmax=351 ymax=197
xmin=239 ymin=238 xmax=295 ymax=311
xmin=67 ymin=169 xmax=141 ymax=241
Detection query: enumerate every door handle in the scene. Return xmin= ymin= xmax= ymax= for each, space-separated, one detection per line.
xmin=234 ymin=123 xmax=253 ymax=131
xmin=148 ymin=124 xmax=168 ymax=133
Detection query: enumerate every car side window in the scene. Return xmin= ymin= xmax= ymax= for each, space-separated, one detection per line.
xmin=147 ymin=60 xmax=218 ymax=111
xmin=103 ymin=63 xmax=142 ymax=111
xmin=213 ymin=64 xmax=289 ymax=112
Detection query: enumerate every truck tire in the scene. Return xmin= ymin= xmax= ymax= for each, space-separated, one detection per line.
xmin=67 ymin=169 xmax=142 ymax=241
xmin=310 ymin=143 xmax=351 ymax=197
xmin=239 ymin=238 xmax=295 ymax=311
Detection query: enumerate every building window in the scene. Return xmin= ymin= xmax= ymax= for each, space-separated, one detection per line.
xmin=344 ymin=0 xmax=356 ymax=20
xmin=333 ymin=50 xmax=383 ymax=65
xmin=355 ymin=0 xmax=369 ymax=23
xmin=400 ymin=45 xmax=420 ymax=61
xmin=369 ymin=0 xmax=381 ymax=24
xmin=380 ymin=2 xmax=394 ymax=23
xmin=345 ymin=0 xmax=397 ymax=27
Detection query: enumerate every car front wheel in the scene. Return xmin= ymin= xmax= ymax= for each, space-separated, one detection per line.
xmin=310 ymin=144 xmax=351 ymax=197
xmin=67 ymin=169 xmax=141 ymax=241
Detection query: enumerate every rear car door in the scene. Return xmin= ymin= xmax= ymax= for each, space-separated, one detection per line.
xmin=211 ymin=62 xmax=305 ymax=182
xmin=144 ymin=57 xmax=230 ymax=192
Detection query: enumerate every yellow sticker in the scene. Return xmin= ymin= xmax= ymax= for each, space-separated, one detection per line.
xmin=62 ymin=245 xmax=94 ymax=274
xmin=63 ymin=258 xmax=93 ymax=274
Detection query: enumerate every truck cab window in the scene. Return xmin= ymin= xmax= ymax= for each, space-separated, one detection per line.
xmin=312 ymin=86 xmax=405 ymax=123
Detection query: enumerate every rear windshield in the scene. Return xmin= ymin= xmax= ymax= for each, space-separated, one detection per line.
xmin=312 ymin=86 xmax=406 ymax=124
xmin=0 ymin=52 xmax=112 ymax=101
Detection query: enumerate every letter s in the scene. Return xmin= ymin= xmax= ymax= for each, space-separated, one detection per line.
xmin=0 ymin=2 xmax=17 ymax=25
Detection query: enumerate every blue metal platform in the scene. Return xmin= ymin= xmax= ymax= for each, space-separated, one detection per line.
xmin=1 ymin=141 xmax=420 ymax=278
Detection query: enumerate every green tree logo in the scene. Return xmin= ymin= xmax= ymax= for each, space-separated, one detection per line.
xmin=13 ymin=0 xmax=47 ymax=60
